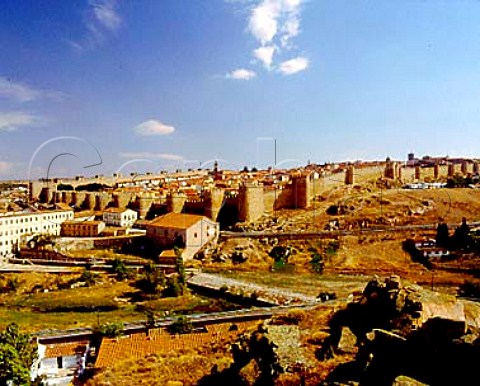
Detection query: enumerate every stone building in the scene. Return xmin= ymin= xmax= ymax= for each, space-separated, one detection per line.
xmin=61 ymin=220 xmax=105 ymax=237
xmin=146 ymin=213 xmax=219 ymax=259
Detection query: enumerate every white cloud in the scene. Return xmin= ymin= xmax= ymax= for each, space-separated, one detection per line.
xmin=90 ymin=0 xmax=121 ymax=31
xmin=226 ymin=68 xmax=257 ymax=80
xmin=278 ymin=56 xmax=309 ymax=75
xmin=0 ymin=161 xmax=13 ymax=174
xmin=248 ymin=3 xmax=279 ymax=45
xmin=229 ymin=0 xmax=307 ymax=77
xmin=0 ymin=77 xmax=40 ymax=102
xmin=134 ymin=119 xmax=176 ymax=136
xmin=248 ymin=0 xmax=303 ymax=45
xmin=120 ymin=152 xmax=184 ymax=161
xmin=70 ymin=0 xmax=121 ymax=52
xmin=0 ymin=111 xmax=40 ymax=132
xmin=280 ymin=15 xmax=300 ymax=47
xmin=253 ymin=45 xmax=276 ymax=69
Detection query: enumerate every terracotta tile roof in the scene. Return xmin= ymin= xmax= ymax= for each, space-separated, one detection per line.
xmin=44 ymin=341 xmax=89 ymax=358
xmin=62 ymin=220 xmax=103 ymax=225
xmin=95 ymin=321 xmax=258 ymax=369
xmin=148 ymin=213 xmax=208 ymax=230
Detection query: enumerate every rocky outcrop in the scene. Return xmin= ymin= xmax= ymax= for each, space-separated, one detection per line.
xmin=321 ymin=276 xmax=480 ymax=385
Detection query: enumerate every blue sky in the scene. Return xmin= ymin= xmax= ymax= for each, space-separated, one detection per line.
xmin=2 ymin=0 xmax=480 ymax=180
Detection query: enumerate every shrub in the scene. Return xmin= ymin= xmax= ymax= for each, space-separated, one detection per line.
xmin=111 ymin=258 xmax=130 ymax=280
xmin=268 ymin=246 xmax=290 ymax=262
xmin=136 ymin=264 xmax=166 ymax=295
xmin=6 ymin=278 xmax=21 ymax=293
xmin=325 ymin=241 xmax=339 ymax=256
xmin=168 ymin=316 xmax=193 ymax=335
xmin=326 ymin=205 xmax=339 ymax=215
xmin=402 ymin=239 xmax=432 ymax=269
xmin=93 ymin=322 xmax=124 ymax=338
xmin=310 ymin=252 xmax=324 ymax=274
xmin=80 ymin=269 xmax=98 ymax=286
xmin=163 ymin=276 xmax=184 ymax=298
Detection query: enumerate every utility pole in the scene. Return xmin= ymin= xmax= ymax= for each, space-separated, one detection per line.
xmin=274 ymin=138 xmax=277 ymax=220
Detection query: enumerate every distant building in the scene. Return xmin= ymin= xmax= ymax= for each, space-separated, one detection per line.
xmin=102 ymin=208 xmax=138 ymax=227
xmin=146 ymin=212 xmax=219 ymax=259
xmin=61 ymin=220 xmax=105 ymax=237
xmin=0 ymin=209 xmax=73 ymax=257
xmin=35 ymin=340 xmax=89 ymax=385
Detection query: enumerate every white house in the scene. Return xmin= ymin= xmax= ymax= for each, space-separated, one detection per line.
xmin=146 ymin=212 xmax=219 ymax=259
xmin=0 ymin=208 xmax=73 ymax=258
xmin=102 ymin=208 xmax=138 ymax=227
xmin=34 ymin=340 xmax=89 ymax=386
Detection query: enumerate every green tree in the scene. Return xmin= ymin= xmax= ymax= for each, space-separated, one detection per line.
xmin=451 ymin=218 xmax=472 ymax=251
xmin=111 ymin=258 xmax=130 ymax=280
xmin=436 ymin=223 xmax=450 ymax=249
xmin=0 ymin=323 xmax=37 ymax=385
xmin=136 ymin=263 xmax=166 ymax=295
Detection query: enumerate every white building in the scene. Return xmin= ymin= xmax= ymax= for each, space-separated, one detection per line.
xmin=34 ymin=340 xmax=89 ymax=386
xmin=102 ymin=208 xmax=138 ymax=227
xmin=146 ymin=212 xmax=219 ymax=260
xmin=0 ymin=209 xmax=73 ymax=257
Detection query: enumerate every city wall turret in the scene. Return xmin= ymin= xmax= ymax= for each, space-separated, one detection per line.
xmin=137 ymin=193 xmax=155 ymax=219
xmin=72 ymin=191 xmax=86 ymax=208
xmin=166 ymin=192 xmax=187 ymax=214
xmin=39 ymin=187 xmax=55 ymax=204
xmin=113 ymin=192 xmax=133 ymax=209
xmin=448 ymin=163 xmax=455 ymax=178
xmin=291 ymin=175 xmax=311 ymax=209
xmin=95 ymin=192 xmax=112 ymax=211
xmin=238 ymin=183 xmax=264 ymax=222
xmin=29 ymin=181 xmax=43 ymax=202
xmin=204 ymin=188 xmax=225 ymax=221
xmin=84 ymin=193 xmax=96 ymax=210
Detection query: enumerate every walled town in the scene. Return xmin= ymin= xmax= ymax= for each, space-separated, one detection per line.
xmin=0 ymin=154 xmax=479 ymax=385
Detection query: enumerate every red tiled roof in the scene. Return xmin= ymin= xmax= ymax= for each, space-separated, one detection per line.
xmin=95 ymin=321 xmax=257 ymax=369
xmin=148 ymin=213 xmax=208 ymax=230
xmin=44 ymin=341 xmax=89 ymax=358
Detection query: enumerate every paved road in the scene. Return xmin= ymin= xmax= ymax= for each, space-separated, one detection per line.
xmin=0 ymin=262 xmax=75 ymax=273
xmin=220 ymin=220 xmax=480 ymax=239
xmin=188 ymin=272 xmax=320 ymax=305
